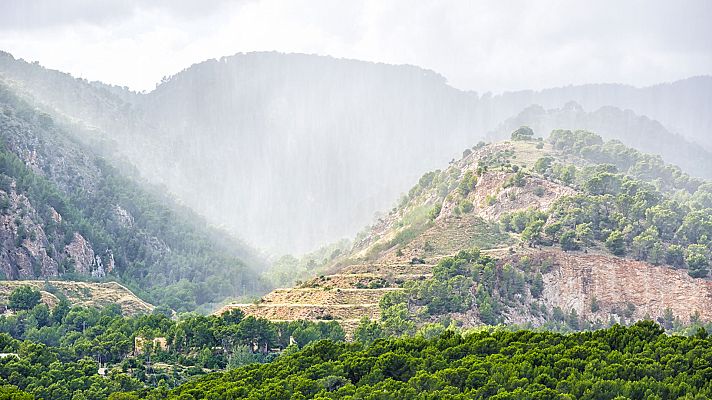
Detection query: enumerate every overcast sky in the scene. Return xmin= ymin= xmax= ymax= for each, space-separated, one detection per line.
xmin=1 ymin=0 xmax=710 ymax=93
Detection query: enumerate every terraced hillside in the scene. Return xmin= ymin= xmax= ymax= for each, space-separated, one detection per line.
xmin=0 ymin=280 xmax=154 ymax=315
xmin=218 ymin=141 xmax=571 ymax=333
xmin=216 ymin=263 xmax=435 ymax=334
xmin=226 ymin=131 xmax=712 ymax=334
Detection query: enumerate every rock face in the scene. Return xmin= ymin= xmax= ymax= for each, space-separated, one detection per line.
xmin=540 ymin=251 xmax=712 ymax=323
xmin=0 ymin=183 xmax=58 ymax=279
xmin=64 ymin=233 xmax=95 ymax=275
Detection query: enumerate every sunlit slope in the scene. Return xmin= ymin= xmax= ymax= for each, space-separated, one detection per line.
xmin=0 ymin=280 xmax=154 ymax=315
xmin=228 ymin=133 xmax=712 ymax=332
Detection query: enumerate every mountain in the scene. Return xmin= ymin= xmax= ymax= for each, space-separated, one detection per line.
xmin=226 ymin=129 xmax=712 ymax=335
xmin=485 ymin=77 xmax=712 ymax=150
xmin=0 ymin=83 xmax=268 ymax=312
xmin=489 ymin=102 xmax=712 ymax=178
xmin=0 ymin=50 xmax=710 ymax=253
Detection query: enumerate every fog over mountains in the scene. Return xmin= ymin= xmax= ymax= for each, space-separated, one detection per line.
xmin=1 ymin=50 xmax=710 ymax=253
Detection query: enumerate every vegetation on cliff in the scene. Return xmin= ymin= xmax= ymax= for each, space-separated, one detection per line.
xmin=0 ymin=85 xmax=268 ymax=311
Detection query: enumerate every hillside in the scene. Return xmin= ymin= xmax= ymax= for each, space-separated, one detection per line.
xmin=0 ymin=83 xmax=268 ymax=312
xmin=228 ymin=129 xmax=712 ymax=335
xmin=0 ymin=280 xmax=153 ymax=315
xmin=1 ymin=51 xmax=710 ymax=253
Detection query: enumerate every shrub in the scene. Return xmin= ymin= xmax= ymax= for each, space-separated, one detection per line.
xmin=9 ymin=286 xmax=41 ymax=311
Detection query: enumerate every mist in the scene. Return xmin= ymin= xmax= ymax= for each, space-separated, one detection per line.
xmin=0 ymin=1 xmax=710 ymax=256
xmin=1 ymin=50 xmax=710 ymax=255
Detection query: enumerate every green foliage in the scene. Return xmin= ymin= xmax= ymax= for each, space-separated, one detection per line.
xmin=0 ymin=91 xmax=268 ymax=311
xmin=141 ymin=322 xmax=712 ymax=399
xmin=354 ymin=317 xmax=384 ymax=345
xmin=369 ymin=250 xmax=550 ymax=330
xmin=267 ymin=239 xmax=351 ymax=287
xmin=485 ymin=194 xmax=497 ymax=206
xmin=8 ymin=286 xmax=41 ymax=311
xmin=427 ymin=204 xmax=442 ymax=221
xmin=665 ymin=244 xmax=686 ymax=268
xmin=529 ymin=273 xmax=544 ymax=298
xmin=686 ymin=244 xmax=710 ymax=278
xmin=458 ymin=171 xmax=478 ymax=196
xmin=503 ymin=170 xmax=526 ymax=188
xmin=458 ymin=199 xmax=474 ymax=213
xmin=559 ymin=230 xmax=579 ymax=251
xmin=0 ymin=301 xmax=344 ymax=398
xmin=513 ymin=134 xmax=712 ymax=270
xmin=605 ymin=230 xmax=626 ymax=256
xmin=407 ymin=170 xmax=445 ymax=201
xmin=510 ymin=126 xmax=535 ymax=141
xmin=549 ymin=129 xmax=699 ymax=192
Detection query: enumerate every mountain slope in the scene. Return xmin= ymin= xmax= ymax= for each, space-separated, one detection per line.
xmin=0 ymin=280 xmax=153 ymax=315
xmin=1 ymin=51 xmax=709 ymax=253
xmin=229 ymin=131 xmax=712 ymax=334
xmin=0 ymin=84 xmax=268 ymax=312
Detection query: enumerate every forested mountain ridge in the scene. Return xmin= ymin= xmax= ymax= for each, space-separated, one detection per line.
xmin=1 ymin=50 xmax=710 ymax=253
xmin=485 ymin=76 xmax=712 ymax=150
xmin=0 ymin=83 xmax=268 ymax=312
xmin=489 ymin=102 xmax=712 ymax=179
xmin=230 ymin=128 xmax=712 ymax=337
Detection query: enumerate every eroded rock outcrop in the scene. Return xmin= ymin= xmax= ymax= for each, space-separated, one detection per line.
xmin=64 ymin=232 xmax=95 ymax=275
xmin=0 ymin=183 xmax=58 ymax=279
xmin=539 ymin=250 xmax=712 ymax=323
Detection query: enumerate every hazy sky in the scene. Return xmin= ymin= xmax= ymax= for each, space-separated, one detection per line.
xmin=1 ymin=0 xmax=710 ymax=93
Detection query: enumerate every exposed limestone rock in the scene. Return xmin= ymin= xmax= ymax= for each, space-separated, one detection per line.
xmin=468 ymin=171 xmax=576 ymax=221
xmin=539 ymin=250 xmax=712 ymax=323
xmin=64 ymin=232 xmax=95 ymax=275
xmin=230 ymin=140 xmax=712 ymax=335
xmin=105 ymin=249 xmax=115 ymax=273
xmin=0 ymin=184 xmax=58 ymax=279
xmin=49 ymin=207 xmax=62 ymax=223
xmin=93 ymin=255 xmax=105 ymax=278
xmin=112 ymin=204 xmax=134 ymax=228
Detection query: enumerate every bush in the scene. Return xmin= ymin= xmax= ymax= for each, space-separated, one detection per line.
xmin=559 ymin=230 xmax=579 ymax=251
xmin=686 ymin=244 xmax=709 ymax=278
xmin=605 ymin=230 xmax=626 ymax=256
xmin=9 ymin=286 xmax=41 ymax=311
xmin=511 ymin=126 xmax=535 ymax=141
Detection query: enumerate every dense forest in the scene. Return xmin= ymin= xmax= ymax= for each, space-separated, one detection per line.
xmin=2 ymin=284 xmax=710 ymax=399
xmin=141 ymin=322 xmax=712 ymax=399
xmin=0 ymin=285 xmax=344 ymax=399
